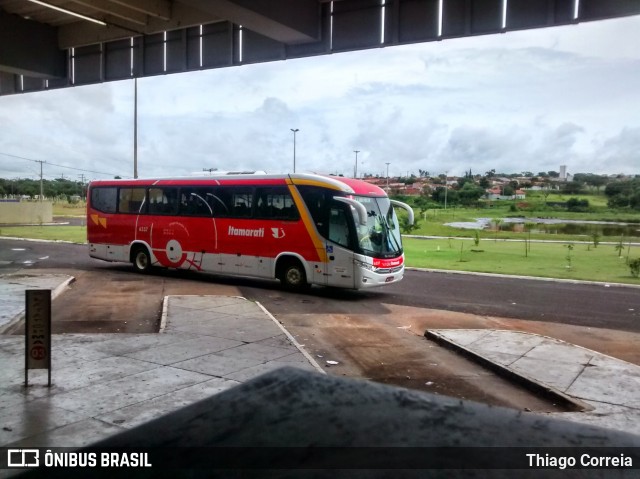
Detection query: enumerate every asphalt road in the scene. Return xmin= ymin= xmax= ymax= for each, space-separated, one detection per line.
xmin=2 ymin=238 xmax=639 ymax=410
xmin=1 ymin=238 xmax=638 ymax=332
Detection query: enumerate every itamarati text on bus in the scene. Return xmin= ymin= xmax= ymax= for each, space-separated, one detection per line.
xmin=86 ymin=173 xmax=414 ymax=290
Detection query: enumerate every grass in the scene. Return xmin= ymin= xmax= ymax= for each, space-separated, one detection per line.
xmin=0 ymin=225 xmax=86 ymax=243
xmin=403 ymin=237 xmax=640 ymax=285
xmin=52 ymin=201 xmax=86 ymax=217
xmin=3 ymin=199 xmax=640 ymax=285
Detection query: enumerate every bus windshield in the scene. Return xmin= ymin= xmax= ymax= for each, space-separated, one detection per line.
xmin=352 ymin=196 xmax=403 ymax=259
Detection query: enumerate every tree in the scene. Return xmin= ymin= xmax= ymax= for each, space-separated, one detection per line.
xmin=414 ymin=196 xmax=431 ymax=216
xmin=566 ymin=198 xmax=589 ymax=212
xmin=629 ymin=258 xmax=640 ymax=278
xmin=562 ymin=181 xmax=585 ymax=195
xmin=431 ymin=187 xmax=458 ymax=205
xmin=605 ymin=178 xmax=640 ymax=209
xmin=492 ymin=218 xmax=503 ymax=242
xmin=573 ymin=173 xmax=608 ymax=192
xmin=457 ymin=176 xmax=472 ymax=188
xmin=400 ymin=214 xmax=421 ymax=234
xmin=458 ymin=183 xmax=484 ymax=206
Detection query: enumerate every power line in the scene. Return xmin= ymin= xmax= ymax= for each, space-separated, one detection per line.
xmin=0 ymin=151 xmax=129 ymax=178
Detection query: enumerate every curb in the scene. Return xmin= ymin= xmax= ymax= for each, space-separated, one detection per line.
xmin=255 ymin=300 xmax=326 ymax=375
xmin=158 ymin=295 xmax=325 ymax=374
xmin=424 ymin=330 xmax=593 ymax=413
xmin=407 ymin=267 xmax=640 ymax=289
xmin=0 ymin=275 xmax=76 ymax=335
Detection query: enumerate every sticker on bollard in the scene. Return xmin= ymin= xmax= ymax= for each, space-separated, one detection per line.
xmin=25 ymin=289 xmax=52 ymax=387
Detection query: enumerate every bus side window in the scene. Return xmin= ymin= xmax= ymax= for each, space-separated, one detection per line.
xmin=148 ymin=188 xmax=163 ymax=215
xmin=230 ymin=189 xmax=253 ymax=218
xmin=90 ymin=187 xmax=117 ymax=213
xmin=255 ymin=187 xmax=299 ymax=220
xmin=207 ymin=188 xmax=231 ymax=217
xmin=118 ymin=187 xmax=146 ymax=214
xmin=148 ymin=187 xmax=178 ymax=215
xmin=180 ymin=187 xmax=213 ymax=216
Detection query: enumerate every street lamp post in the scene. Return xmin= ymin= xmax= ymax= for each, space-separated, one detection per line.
xmin=444 ymin=171 xmax=448 ymax=210
xmin=353 ymin=150 xmax=360 ymax=178
xmin=290 ymin=128 xmax=299 ymax=173
xmin=385 ymin=162 xmax=390 ymax=189
xmin=134 ymin=77 xmax=138 ymax=179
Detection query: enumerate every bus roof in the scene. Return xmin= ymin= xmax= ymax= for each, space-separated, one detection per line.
xmin=88 ymin=173 xmax=388 ymax=197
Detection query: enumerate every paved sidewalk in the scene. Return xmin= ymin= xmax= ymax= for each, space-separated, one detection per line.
xmin=2 ymin=273 xmax=639 ymax=453
xmin=0 ymin=291 xmax=322 ymax=449
xmin=427 ymin=329 xmax=640 ymax=436
xmin=0 ymin=273 xmax=74 ymax=333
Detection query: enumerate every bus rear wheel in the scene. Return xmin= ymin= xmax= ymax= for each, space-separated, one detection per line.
xmin=131 ymin=246 xmax=152 ymax=273
xmin=280 ymin=260 xmax=308 ymax=291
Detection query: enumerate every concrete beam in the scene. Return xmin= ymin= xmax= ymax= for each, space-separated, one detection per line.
xmin=70 ymin=0 xmax=150 ymax=26
xmin=181 ymin=0 xmax=320 ymax=44
xmin=109 ymin=0 xmax=172 ymax=21
xmin=0 ymin=9 xmax=66 ymax=78
xmin=57 ymin=3 xmax=221 ymax=49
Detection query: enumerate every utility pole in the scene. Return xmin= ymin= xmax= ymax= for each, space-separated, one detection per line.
xmin=353 ymin=150 xmax=360 ymax=178
xmin=134 ymin=78 xmax=138 ymax=179
xmin=385 ymin=162 xmax=390 ymax=189
xmin=203 ymin=168 xmax=217 ymax=174
xmin=35 ymin=160 xmax=45 ymax=201
xmin=444 ymin=171 xmax=448 ymax=210
xmin=78 ymin=174 xmax=86 ymax=200
xmin=290 ymin=128 xmax=299 ymax=173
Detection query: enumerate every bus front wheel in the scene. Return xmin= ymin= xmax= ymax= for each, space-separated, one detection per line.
xmin=132 ymin=246 xmax=152 ymax=273
xmin=280 ymin=260 xmax=307 ymax=290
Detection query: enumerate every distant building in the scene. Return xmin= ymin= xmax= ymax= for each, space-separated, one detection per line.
xmin=486 ymin=187 xmax=526 ymax=201
xmin=560 ymin=165 xmax=567 ymax=181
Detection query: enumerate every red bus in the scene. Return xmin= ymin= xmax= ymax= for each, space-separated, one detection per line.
xmin=87 ymin=173 xmax=413 ymax=290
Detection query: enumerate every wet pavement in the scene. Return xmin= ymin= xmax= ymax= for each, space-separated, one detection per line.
xmin=0 ymin=275 xmax=322 ymax=449
xmin=428 ymin=329 xmax=640 ymax=436
xmin=1 ymin=272 xmax=639 ymax=453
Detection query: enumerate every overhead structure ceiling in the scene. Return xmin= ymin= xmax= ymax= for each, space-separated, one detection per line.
xmin=1 ymin=0 xmax=639 ymax=96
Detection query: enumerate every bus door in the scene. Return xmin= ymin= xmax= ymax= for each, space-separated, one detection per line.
xmin=324 ymin=205 xmax=356 ymax=289
xmin=216 ymin=187 xmax=266 ymax=277
xmin=176 ymin=187 xmax=219 ymax=272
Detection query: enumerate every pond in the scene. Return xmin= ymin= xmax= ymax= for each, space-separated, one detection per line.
xmin=445 ymin=218 xmax=640 ymax=238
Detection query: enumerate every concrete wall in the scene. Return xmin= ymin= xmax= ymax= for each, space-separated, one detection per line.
xmin=0 ymin=201 xmax=53 ymax=224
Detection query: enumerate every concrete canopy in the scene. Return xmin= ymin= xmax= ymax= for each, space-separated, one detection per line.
xmin=1 ymin=0 xmax=639 ymax=96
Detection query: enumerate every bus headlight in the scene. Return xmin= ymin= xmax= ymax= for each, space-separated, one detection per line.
xmin=354 ymin=260 xmax=376 ymax=272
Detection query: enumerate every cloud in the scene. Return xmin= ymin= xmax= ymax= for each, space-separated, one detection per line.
xmin=589 ymin=127 xmax=640 ymax=174
xmin=1 ymin=16 xmax=638 ymax=181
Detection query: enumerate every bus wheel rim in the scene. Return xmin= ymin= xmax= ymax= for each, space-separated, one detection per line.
xmin=136 ymin=252 xmax=148 ymax=269
xmin=287 ymin=268 xmax=301 ymax=284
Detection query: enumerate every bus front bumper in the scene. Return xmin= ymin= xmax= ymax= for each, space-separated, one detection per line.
xmin=355 ymin=264 xmax=404 ymax=288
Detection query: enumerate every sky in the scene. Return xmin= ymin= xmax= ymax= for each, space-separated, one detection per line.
xmin=1 ymin=14 xmax=639 ymax=182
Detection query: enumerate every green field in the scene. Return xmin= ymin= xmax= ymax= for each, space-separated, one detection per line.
xmin=52 ymin=201 xmax=86 ymax=217
xmin=2 ymin=197 xmax=639 ymax=285
xmin=403 ymin=237 xmax=640 ymax=285
xmin=0 ymin=225 xmax=86 ymax=244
